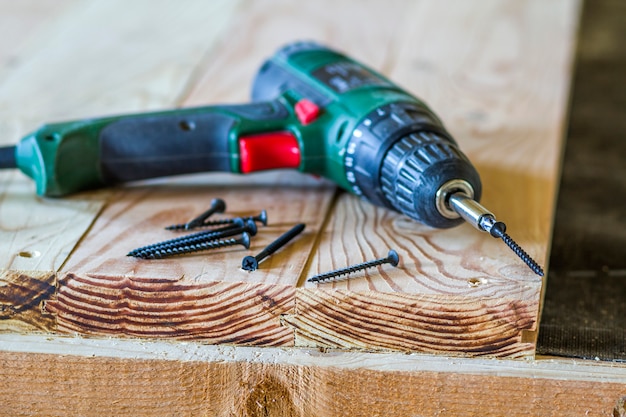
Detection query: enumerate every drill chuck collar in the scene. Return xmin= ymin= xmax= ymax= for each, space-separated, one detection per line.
xmin=344 ymin=102 xmax=482 ymax=229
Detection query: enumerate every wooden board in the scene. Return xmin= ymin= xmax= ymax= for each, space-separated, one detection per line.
xmin=1 ymin=335 xmax=625 ymax=417
xmin=3 ymin=1 xmax=625 ymax=416
xmin=0 ymin=0 xmax=578 ymax=361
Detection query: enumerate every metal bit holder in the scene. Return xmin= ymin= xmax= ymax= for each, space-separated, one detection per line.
xmin=436 ymin=180 xmax=544 ymax=276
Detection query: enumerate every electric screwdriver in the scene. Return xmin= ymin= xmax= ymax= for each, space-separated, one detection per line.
xmin=0 ymin=41 xmax=543 ymax=275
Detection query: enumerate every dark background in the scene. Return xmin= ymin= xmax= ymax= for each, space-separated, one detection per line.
xmin=538 ymin=0 xmax=626 ymax=361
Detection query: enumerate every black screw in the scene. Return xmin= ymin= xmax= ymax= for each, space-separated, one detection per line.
xmin=174 ymin=209 xmax=268 ymax=229
xmin=132 ymin=233 xmax=250 ymax=259
xmin=488 ymin=222 xmax=544 ymax=277
xmin=241 ymin=223 xmax=305 ymax=271
xmin=250 ymin=210 xmax=268 ymax=226
xmin=307 ymin=250 xmax=400 ymax=283
xmin=129 ymin=218 xmax=245 ymax=256
xmin=128 ymin=219 xmax=257 ymax=258
xmin=165 ymin=198 xmax=226 ymax=230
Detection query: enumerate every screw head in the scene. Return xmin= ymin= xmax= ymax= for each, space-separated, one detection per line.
xmin=231 ymin=217 xmax=245 ymax=227
xmin=240 ymin=232 xmax=251 ymax=249
xmin=244 ymin=219 xmax=258 ymax=236
xmin=256 ymin=209 xmax=268 ymax=226
xmin=387 ymin=249 xmax=399 ymax=267
xmin=487 ymin=221 xmax=506 ymax=238
xmin=242 ymin=255 xmax=258 ymax=271
xmin=211 ymin=198 xmax=226 ymax=213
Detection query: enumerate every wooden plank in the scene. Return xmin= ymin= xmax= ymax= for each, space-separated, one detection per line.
xmin=0 ymin=188 xmax=103 ymax=272
xmin=295 ymin=0 xmax=579 ymax=356
xmin=0 ymin=335 xmax=625 ymax=417
xmin=0 ymin=1 xmax=622 ymax=414
xmin=0 ymin=0 xmax=76 ymax=72
xmin=58 ymin=177 xmax=331 ymax=284
xmin=0 ymin=0 xmax=579 ymax=358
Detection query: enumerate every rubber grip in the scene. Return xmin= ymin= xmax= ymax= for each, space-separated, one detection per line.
xmin=99 ymin=112 xmax=235 ymax=183
xmin=97 ymin=99 xmax=290 ymax=184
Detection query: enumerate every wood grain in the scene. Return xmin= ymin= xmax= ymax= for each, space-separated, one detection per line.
xmin=0 ymin=191 xmax=104 ymax=271
xmin=0 ymin=270 xmax=55 ymax=332
xmin=0 ymin=338 xmax=625 ymax=417
xmin=388 ymin=0 xmax=578 ymax=249
xmin=184 ymin=0 xmax=415 ymax=106
xmin=0 ymin=0 xmax=105 ymax=272
xmin=0 ymin=1 xmax=622 ymax=414
xmin=35 ymin=0 xmax=421 ymax=349
xmin=287 ymin=290 xmax=537 ymax=357
xmin=44 ymin=274 xmax=295 ymax=346
xmin=60 ymin=177 xmax=333 ymax=285
xmin=294 ymin=195 xmax=542 ymax=356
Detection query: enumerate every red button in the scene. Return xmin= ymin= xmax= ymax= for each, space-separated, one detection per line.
xmin=294 ymin=99 xmax=320 ymax=125
xmin=239 ymin=131 xmax=300 ymax=173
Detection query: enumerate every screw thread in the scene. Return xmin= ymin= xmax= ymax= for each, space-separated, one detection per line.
xmin=165 ymin=210 xmax=267 ymax=230
xmin=135 ymin=223 xmax=240 ymax=252
xmin=133 ymin=234 xmax=249 ymax=259
xmin=165 ymin=218 xmax=238 ymax=231
xmin=488 ymin=221 xmax=544 ymax=277
xmin=128 ymin=221 xmax=255 ymax=257
xmin=128 ymin=230 xmax=224 ymax=256
xmin=308 ymin=250 xmax=399 ymax=283
xmin=309 ymin=260 xmax=383 ymax=282
xmin=499 ymin=233 xmax=544 ymax=277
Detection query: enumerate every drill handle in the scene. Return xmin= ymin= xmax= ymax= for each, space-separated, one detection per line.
xmin=16 ymin=99 xmax=294 ymax=196
xmin=98 ymin=101 xmax=290 ymax=183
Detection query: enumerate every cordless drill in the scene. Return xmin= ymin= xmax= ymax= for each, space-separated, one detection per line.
xmin=0 ymin=41 xmax=543 ymax=275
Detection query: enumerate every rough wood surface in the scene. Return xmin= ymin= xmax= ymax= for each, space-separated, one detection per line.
xmin=287 ymin=290 xmax=537 ymax=357
xmin=184 ymin=0 xmax=416 ymax=106
xmin=45 ymin=274 xmax=296 ymax=345
xmin=0 ymin=335 xmax=625 ymax=417
xmin=0 ymin=270 xmax=55 ymax=332
xmin=0 ymin=0 xmax=578 ymax=358
xmin=59 ymin=178 xmax=332 ymax=285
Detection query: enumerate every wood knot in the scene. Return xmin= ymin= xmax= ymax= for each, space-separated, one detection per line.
xmin=244 ymin=375 xmax=297 ymax=417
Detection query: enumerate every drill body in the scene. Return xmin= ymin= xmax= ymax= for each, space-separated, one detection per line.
xmin=12 ymin=41 xmax=481 ymax=229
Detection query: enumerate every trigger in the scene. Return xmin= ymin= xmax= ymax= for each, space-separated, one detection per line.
xmin=239 ymin=132 xmax=301 ymax=173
